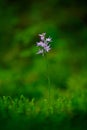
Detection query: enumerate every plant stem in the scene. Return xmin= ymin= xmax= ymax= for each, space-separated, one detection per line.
xmin=44 ymin=54 xmax=51 ymax=104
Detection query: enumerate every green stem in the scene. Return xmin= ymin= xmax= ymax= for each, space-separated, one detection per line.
xmin=44 ymin=54 xmax=51 ymax=104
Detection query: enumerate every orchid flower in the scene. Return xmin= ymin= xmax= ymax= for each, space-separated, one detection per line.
xmin=36 ymin=33 xmax=52 ymax=56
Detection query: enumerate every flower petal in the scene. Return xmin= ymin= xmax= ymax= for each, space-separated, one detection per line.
xmin=46 ymin=37 xmax=52 ymax=42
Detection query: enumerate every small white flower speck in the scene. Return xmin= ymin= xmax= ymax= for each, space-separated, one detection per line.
xmin=46 ymin=37 xmax=52 ymax=42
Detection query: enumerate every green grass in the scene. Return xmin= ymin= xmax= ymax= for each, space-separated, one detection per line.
xmin=0 ymin=92 xmax=87 ymax=130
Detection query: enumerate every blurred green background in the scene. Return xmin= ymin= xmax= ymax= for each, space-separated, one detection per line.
xmin=0 ymin=0 xmax=87 ymax=99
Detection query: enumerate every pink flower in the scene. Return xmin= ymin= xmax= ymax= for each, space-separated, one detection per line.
xmin=36 ymin=41 xmax=46 ymax=47
xmin=44 ymin=45 xmax=51 ymax=52
xmin=39 ymin=33 xmax=46 ymax=41
xmin=36 ymin=33 xmax=52 ymax=56
xmin=46 ymin=37 xmax=52 ymax=42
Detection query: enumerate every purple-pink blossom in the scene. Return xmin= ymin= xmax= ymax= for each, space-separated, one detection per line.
xmin=36 ymin=33 xmax=52 ymax=56
xmin=46 ymin=37 xmax=52 ymax=42
xmin=36 ymin=41 xmax=46 ymax=47
xmin=39 ymin=33 xmax=46 ymax=41
xmin=44 ymin=45 xmax=51 ymax=52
